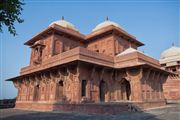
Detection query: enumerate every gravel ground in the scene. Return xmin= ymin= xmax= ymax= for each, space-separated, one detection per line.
xmin=0 ymin=104 xmax=179 ymax=120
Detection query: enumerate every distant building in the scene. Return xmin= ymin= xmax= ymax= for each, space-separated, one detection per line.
xmin=0 ymin=99 xmax=16 ymax=109
xmin=160 ymin=45 xmax=180 ymax=103
xmin=7 ymin=17 xmax=178 ymax=112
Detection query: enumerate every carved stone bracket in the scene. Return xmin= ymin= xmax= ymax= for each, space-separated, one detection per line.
xmin=100 ymin=67 xmax=105 ymax=80
xmin=34 ymin=75 xmax=40 ymax=86
xmin=13 ymin=79 xmax=21 ymax=89
xmin=90 ymin=66 xmax=96 ymax=80
xmin=110 ymin=69 xmax=114 ymax=80
xmin=24 ymin=77 xmax=30 ymax=86
xmin=57 ymin=68 xmax=62 ymax=78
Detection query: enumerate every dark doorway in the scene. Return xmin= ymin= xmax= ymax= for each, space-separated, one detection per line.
xmin=99 ymin=80 xmax=106 ymax=102
xmin=34 ymin=85 xmax=40 ymax=101
xmin=121 ymin=80 xmax=131 ymax=100
xmin=56 ymin=80 xmax=63 ymax=100
xmin=81 ymin=80 xmax=87 ymax=97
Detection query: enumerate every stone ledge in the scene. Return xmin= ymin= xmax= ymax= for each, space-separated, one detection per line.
xmin=15 ymin=101 xmax=166 ymax=114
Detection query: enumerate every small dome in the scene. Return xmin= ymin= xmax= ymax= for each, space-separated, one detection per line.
xmin=92 ymin=18 xmax=124 ymax=32
xmin=160 ymin=45 xmax=180 ymax=65
xmin=49 ymin=17 xmax=78 ymax=31
xmin=160 ymin=46 xmax=180 ymax=59
xmin=116 ymin=47 xmax=145 ymax=57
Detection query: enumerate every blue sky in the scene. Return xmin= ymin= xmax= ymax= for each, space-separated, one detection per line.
xmin=0 ymin=0 xmax=179 ymax=99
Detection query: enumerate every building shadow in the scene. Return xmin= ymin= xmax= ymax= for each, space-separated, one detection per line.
xmin=0 ymin=107 xmax=162 ymax=120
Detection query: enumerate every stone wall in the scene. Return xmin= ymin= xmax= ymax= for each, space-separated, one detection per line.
xmin=163 ymin=76 xmax=180 ymax=103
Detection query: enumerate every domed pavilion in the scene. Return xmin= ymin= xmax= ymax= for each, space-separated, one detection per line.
xmin=160 ymin=44 xmax=180 ymax=103
xmin=7 ymin=17 xmax=177 ymax=113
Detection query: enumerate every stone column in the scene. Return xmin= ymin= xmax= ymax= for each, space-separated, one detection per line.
xmin=143 ymin=69 xmax=150 ymax=101
xmin=13 ymin=79 xmax=22 ymax=101
xmin=24 ymin=78 xmax=30 ymax=101
xmin=74 ymin=65 xmax=81 ymax=103
xmin=126 ymin=68 xmax=143 ymax=102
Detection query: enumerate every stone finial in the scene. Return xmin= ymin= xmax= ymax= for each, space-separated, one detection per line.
xmin=106 ymin=16 xmax=109 ymax=21
xmin=61 ymin=16 xmax=64 ymax=20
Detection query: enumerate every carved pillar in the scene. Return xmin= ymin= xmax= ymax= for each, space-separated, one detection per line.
xmin=13 ymin=79 xmax=22 ymax=101
xmin=155 ymin=72 xmax=160 ymax=100
xmin=126 ymin=67 xmax=143 ymax=102
xmin=150 ymin=71 xmax=155 ymax=100
xmin=44 ymin=73 xmax=51 ymax=101
xmin=73 ymin=63 xmax=81 ymax=103
xmin=33 ymin=75 xmax=40 ymax=101
xmin=24 ymin=77 xmax=30 ymax=101
xmin=159 ymin=74 xmax=165 ymax=100
xmin=49 ymin=71 xmax=56 ymax=101
xmin=89 ymin=66 xmax=96 ymax=101
xmin=143 ymin=69 xmax=150 ymax=101
xmin=109 ymin=69 xmax=115 ymax=101
xmin=29 ymin=78 xmax=35 ymax=101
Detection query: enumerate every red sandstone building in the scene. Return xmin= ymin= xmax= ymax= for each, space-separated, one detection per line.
xmin=7 ymin=18 xmax=180 ymax=113
xmin=160 ymin=45 xmax=180 ymax=103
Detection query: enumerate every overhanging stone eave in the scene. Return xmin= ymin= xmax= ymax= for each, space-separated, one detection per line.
xmin=7 ymin=60 xmax=114 ymax=82
xmin=114 ymin=63 xmax=145 ymax=69
xmin=6 ymin=75 xmax=22 ymax=81
xmin=115 ymin=51 xmax=160 ymax=69
xmin=7 ymin=62 xmax=173 ymax=82
xmin=24 ymin=24 xmax=86 ymax=46
xmin=114 ymin=62 xmax=173 ymax=76
xmin=142 ymin=64 xmax=175 ymax=75
xmin=86 ymin=25 xmax=144 ymax=46
xmin=20 ymin=47 xmax=114 ymax=75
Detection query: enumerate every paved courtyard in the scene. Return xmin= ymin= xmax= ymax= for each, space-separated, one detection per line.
xmin=0 ymin=104 xmax=180 ymax=120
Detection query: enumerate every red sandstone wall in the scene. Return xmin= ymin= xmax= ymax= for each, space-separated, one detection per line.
xmin=87 ymin=34 xmax=138 ymax=57
xmin=114 ymin=35 xmax=137 ymax=55
xmin=140 ymin=70 xmax=166 ymax=102
xmin=163 ymin=77 xmax=180 ymax=103
xmin=29 ymin=33 xmax=85 ymax=66
xmin=53 ymin=34 xmax=84 ymax=55
xmin=87 ymin=35 xmax=115 ymax=56
xmin=30 ymin=35 xmax=53 ymax=65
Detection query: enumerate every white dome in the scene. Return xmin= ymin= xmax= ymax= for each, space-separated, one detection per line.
xmin=49 ymin=18 xmax=78 ymax=31
xmin=117 ymin=47 xmax=138 ymax=56
xmin=92 ymin=19 xmax=124 ymax=32
xmin=160 ymin=46 xmax=180 ymax=65
xmin=160 ymin=46 xmax=180 ymax=59
xmin=116 ymin=47 xmax=145 ymax=56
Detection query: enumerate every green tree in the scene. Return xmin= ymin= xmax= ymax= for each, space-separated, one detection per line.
xmin=0 ymin=0 xmax=24 ymax=36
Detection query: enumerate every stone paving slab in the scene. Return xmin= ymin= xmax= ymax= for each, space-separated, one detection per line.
xmin=0 ymin=104 xmax=179 ymax=120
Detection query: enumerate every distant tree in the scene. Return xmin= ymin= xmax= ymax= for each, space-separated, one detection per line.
xmin=0 ymin=0 xmax=25 ymax=36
